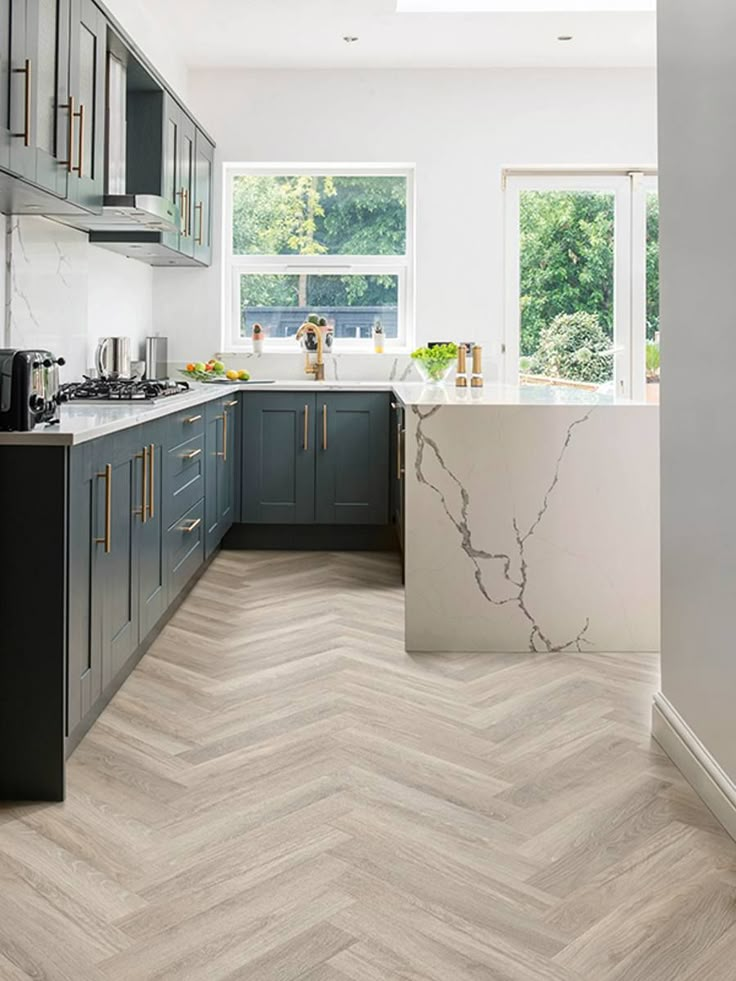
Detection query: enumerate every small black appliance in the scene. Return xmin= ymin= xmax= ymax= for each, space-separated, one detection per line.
xmin=0 ymin=350 xmax=65 ymax=431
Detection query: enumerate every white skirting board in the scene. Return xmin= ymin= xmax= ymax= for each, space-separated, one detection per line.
xmin=652 ymin=693 xmax=736 ymax=842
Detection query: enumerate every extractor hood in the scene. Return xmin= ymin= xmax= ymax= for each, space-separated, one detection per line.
xmin=56 ymin=51 xmax=180 ymax=236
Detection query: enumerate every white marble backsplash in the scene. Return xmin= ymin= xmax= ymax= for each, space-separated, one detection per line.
xmin=5 ymin=216 xmax=89 ymax=379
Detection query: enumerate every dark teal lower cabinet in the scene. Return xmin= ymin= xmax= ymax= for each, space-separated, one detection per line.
xmin=241 ymin=391 xmax=390 ymax=527
xmin=242 ymin=393 xmax=316 ymax=523
xmin=315 ymin=393 xmax=390 ymax=525
xmin=205 ymin=396 xmax=238 ymax=555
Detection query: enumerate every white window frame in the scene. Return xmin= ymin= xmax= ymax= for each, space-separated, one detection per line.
xmin=222 ymin=163 xmax=416 ymax=353
xmin=503 ymin=170 xmax=657 ymax=400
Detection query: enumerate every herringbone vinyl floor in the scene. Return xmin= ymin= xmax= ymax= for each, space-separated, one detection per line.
xmin=1 ymin=550 xmax=735 ymax=980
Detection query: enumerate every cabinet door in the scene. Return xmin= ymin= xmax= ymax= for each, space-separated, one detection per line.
xmin=204 ymin=398 xmax=223 ymax=556
xmin=32 ymin=0 xmax=70 ymax=197
xmin=67 ymin=437 xmax=105 ymax=736
xmin=220 ymin=397 xmax=238 ymax=530
xmin=193 ymin=129 xmax=213 ymax=265
xmin=0 ymin=0 xmax=10 ymax=171
xmin=137 ymin=422 xmax=167 ymax=642
xmin=66 ymin=0 xmax=105 ymax=210
xmin=177 ymin=111 xmax=195 ymax=258
xmin=242 ymin=393 xmax=315 ymax=524
xmin=8 ymin=0 xmax=35 ymax=179
xmin=161 ymin=95 xmax=180 ymax=254
xmin=99 ymin=428 xmax=140 ymax=687
xmin=315 ymin=393 xmax=390 ymax=525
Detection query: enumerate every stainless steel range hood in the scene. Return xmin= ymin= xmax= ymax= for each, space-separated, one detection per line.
xmin=56 ymin=52 xmax=180 ymax=236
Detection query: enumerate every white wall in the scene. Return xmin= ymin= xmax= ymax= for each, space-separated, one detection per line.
xmin=102 ymin=0 xmax=188 ymax=99
xmin=658 ymin=1 xmax=736 ymax=784
xmin=154 ymin=67 xmax=658 ymax=366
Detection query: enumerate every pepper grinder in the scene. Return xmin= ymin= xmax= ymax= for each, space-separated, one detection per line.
xmin=471 ymin=344 xmax=484 ymax=388
xmin=456 ymin=344 xmax=468 ymax=388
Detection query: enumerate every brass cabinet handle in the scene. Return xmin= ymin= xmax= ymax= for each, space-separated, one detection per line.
xmin=216 ymin=413 xmax=227 ymax=461
xmin=60 ymin=96 xmax=75 ymax=172
xmin=195 ymin=202 xmax=204 ymax=245
xmin=178 ymin=187 xmax=189 ymax=236
xmin=183 ymin=447 xmax=202 ymax=461
xmin=303 ymin=404 xmax=309 ymax=451
xmin=136 ymin=446 xmax=148 ymax=522
xmin=322 ymin=404 xmax=328 ymax=451
xmin=184 ymin=414 xmax=202 ymax=424
xmin=180 ymin=517 xmax=201 ymax=534
xmin=95 ymin=464 xmax=112 ymax=552
xmin=148 ymin=443 xmax=155 ymax=519
xmin=12 ymin=59 xmax=32 ymax=146
xmin=74 ymin=103 xmax=85 ymax=177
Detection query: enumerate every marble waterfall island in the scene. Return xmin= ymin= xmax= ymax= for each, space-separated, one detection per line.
xmin=400 ymin=389 xmax=659 ymax=653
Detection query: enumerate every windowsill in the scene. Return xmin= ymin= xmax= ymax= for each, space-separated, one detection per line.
xmin=219 ymin=347 xmax=415 ymax=357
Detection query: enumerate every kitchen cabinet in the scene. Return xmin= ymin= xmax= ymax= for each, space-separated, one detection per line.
xmin=7 ymin=0 xmax=70 ymax=195
xmin=241 ymin=393 xmax=317 ymax=524
xmin=161 ymin=95 xmax=196 ymax=258
xmin=242 ymin=392 xmax=390 ymax=526
xmin=68 ymin=421 xmax=167 ymax=738
xmin=193 ymin=129 xmax=214 ymax=265
xmin=315 ymin=393 xmax=390 ymax=525
xmin=65 ymin=0 xmax=106 ymax=210
xmin=205 ymin=395 xmax=238 ymax=556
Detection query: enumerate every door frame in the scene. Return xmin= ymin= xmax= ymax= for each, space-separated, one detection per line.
xmin=503 ymin=171 xmax=657 ymax=399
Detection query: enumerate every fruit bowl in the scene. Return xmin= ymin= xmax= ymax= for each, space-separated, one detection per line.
xmin=181 ymin=360 xmax=250 ymax=383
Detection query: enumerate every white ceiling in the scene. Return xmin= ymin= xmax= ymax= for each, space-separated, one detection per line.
xmin=148 ymin=0 xmax=656 ymax=70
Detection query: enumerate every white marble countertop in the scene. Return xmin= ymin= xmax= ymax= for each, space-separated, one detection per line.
xmin=0 ymin=380 xmax=652 ymax=446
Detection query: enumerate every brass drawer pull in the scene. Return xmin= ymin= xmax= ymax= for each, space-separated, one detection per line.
xmin=180 ymin=517 xmax=201 ymax=534
xmin=303 ymin=404 xmax=309 ymax=451
xmin=136 ymin=446 xmax=149 ymax=522
xmin=94 ymin=464 xmax=112 ymax=552
xmin=12 ymin=59 xmax=32 ymax=146
xmin=182 ymin=447 xmax=202 ymax=461
xmin=322 ymin=404 xmax=328 ymax=451
xmin=148 ymin=443 xmax=155 ymax=519
xmin=184 ymin=414 xmax=202 ymax=424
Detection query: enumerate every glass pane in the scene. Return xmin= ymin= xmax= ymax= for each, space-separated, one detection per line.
xmin=232 ymin=176 xmax=407 ymax=256
xmin=240 ymin=274 xmax=399 ymax=340
xmin=645 ymin=192 xmax=660 ymax=404
xmin=519 ymin=190 xmax=615 ymax=388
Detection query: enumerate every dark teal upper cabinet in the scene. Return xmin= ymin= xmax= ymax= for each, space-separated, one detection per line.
xmin=242 ymin=393 xmax=316 ymax=524
xmin=193 ymin=129 xmax=214 ymax=265
xmin=315 ymin=393 xmax=390 ymax=525
xmin=7 ymin=0 xmax=71 ymax=195
xmin=65 ymin=0 xmax=106 ymax=210
xmin=241 ymin=392 xmax=390 ymax=526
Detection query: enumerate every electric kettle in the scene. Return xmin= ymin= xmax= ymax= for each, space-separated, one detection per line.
xmin=95 ymin=337 xmax=132 ymax=379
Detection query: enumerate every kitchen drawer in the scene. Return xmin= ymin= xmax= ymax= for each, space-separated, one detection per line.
xmin=167 ymin=498 xmax=205 ymax=602
xmin=165 ymin=433 xmax=205 ymax=527
xmin=169 ymin=406 xmax=206 ymax=445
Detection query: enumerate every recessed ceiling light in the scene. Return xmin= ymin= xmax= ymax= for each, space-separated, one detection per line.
xmin=558 ymin=34 xmax=574 ymax=40
xmin=343 ymin=35 xmax=359 ymax=43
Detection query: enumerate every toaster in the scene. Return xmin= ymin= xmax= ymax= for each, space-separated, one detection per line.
xmin=0 ymin=350 xmax=65 ymax=431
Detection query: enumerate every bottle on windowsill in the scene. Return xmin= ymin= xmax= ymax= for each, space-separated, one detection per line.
xmin=373 ymin=318 xmax=385 ymax=354
xmin=252 ymin=323 xmax=264 ymax=355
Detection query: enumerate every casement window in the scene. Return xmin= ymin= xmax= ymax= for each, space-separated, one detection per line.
xmin=223 ymin=165 xmax=415 ymax=352
xmin=504 ymin=170 xmax=659 ymax=401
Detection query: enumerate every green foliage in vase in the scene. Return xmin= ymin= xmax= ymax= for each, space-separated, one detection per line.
xmin=411 ymin=343 xmax=459 ymax=381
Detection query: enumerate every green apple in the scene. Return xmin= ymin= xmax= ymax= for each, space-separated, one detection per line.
xmin=194 ymin=361 xmax=206 ymax=372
